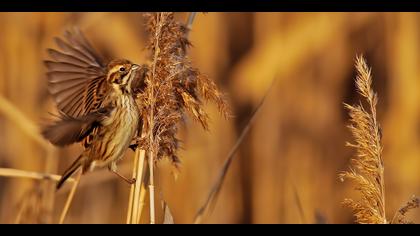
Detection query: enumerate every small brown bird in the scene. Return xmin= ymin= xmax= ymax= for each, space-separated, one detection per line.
xmin=42 ymin=28 xmax=145 ymax=189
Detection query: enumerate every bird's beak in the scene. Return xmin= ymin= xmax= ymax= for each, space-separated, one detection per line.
xmin=131 ymin=64 xmax=140 ymax=71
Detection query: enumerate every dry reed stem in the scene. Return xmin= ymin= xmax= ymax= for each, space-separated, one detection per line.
xmin=145 ymin=12 xmax=170 ymax=224
xmin=148 ymin=156 xmax=155 ymax=224
xmin=127 ymin=148 xmax=146 ymax=224
xmin=126 ymin=149 xmax=148 ymax=224
xmin=339 ymin=56 xmax=386 ymax=224
xmin=59 ymin=169 xmax=82 ymax=224
xmin=185 ymin=12 xmax=196 ymax=39
xmin=126 ymin=150 xmax=138 ymax=223
xmin=0 ymin=167 xmax=74 ymax=183
xmin=194 ymin=77 xmax=276 ymax=224
xmin=145 ymin=12 xmax=164 ymax=224
xmin=0 ymin=161 xmax=132 ymax=195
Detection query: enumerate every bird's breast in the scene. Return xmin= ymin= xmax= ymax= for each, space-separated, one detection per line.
xmin=89 ymin=94 xmax=139 ymax=167
xmin=105 ymin=95 xmax=139 ymax=140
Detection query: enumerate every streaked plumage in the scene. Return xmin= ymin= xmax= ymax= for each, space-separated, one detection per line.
xmin=42 ymin=28 xmax=145 ymax=189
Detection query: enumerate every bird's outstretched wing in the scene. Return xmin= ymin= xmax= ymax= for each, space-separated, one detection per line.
xmin=44 ymin=27 xmax=110 ymax=118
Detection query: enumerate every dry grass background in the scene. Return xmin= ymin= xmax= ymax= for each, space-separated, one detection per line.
xmin=1 ymin=12 xmax=420 ymax=223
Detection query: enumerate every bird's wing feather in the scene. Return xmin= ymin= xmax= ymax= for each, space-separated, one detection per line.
xmin=45 ymin=27 xmax=110 ymax=118
xmin=42 ymin=107 xmax=114 ymax=147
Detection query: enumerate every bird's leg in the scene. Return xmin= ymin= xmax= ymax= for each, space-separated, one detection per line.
xmin=108 ymin=162 xmax=136 ymax=184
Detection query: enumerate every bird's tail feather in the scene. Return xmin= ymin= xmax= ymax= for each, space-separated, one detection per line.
xmin=56 ymin=155 xmax=83 ymax=190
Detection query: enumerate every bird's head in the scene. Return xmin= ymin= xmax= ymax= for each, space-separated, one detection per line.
xmin=106 ymin=59 xmax=140 ymax=94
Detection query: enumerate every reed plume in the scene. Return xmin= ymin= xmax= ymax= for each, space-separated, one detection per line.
xmin=128 ymin=12 xmax=230 ymax=224
xmin=339 ymin=56 xmax=387 ymax=224
xmin=138 ymin=12 xmax=230 ymax=165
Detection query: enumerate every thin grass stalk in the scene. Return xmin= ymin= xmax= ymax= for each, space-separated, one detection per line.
xmin=193 ymin=77 xmax=276 ymax=224
xmin=291 ymin=180 xmax=306 ymax=224
xmin=59 ymin=169 xmax=82 ymax=224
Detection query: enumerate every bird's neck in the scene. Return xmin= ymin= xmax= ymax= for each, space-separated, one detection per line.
xmin=114 ymin=89 xmax=135 ymax=106
xmin=112 ymin=83 xmax=131 ymax=96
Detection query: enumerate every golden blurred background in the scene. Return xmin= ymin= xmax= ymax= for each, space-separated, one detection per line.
xmin=0 ymin=12 xmax=420 ymax=224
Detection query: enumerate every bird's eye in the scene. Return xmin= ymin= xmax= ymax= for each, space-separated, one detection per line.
xmin=119 ymin=67 xmax=125 ymax=72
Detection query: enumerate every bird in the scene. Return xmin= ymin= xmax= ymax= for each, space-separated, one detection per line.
xmin=41 ymin=28 xmax=146 ymax=189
